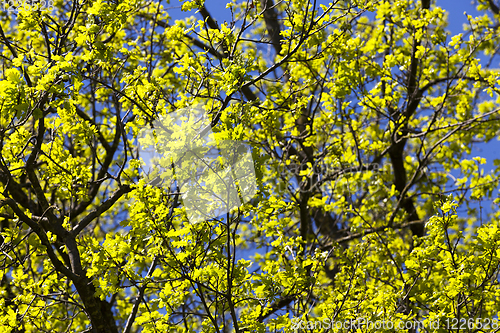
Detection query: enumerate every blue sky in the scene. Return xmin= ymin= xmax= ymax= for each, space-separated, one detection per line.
xmin=162 ymin=0 xmax=500 ymax=220
xmin=439 ymin=0 xmax=500 ymax=218
xmin=440 ymin=0 xmax=482 ymax=33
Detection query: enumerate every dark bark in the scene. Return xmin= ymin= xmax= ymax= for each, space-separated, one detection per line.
xmin=73 ymin=276 xmax=119 ymax=333
xmin=487 ymin=0 xmax=499 ymax=15
xmin=388 ymin=138 xmax=423 ymax=237
xmin=385 ymin=0 xmax=431 ymax=238
xmin=260 ymin=0 xmax=282 ymax=54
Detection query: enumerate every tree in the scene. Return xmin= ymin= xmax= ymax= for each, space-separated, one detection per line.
xmin=2 ymin=0 xmax=500 ymax=331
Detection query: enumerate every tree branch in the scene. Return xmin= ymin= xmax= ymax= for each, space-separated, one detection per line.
xmin=260 ymin=0 xmax=282 ymax=55
xmin=71 ymin=184 xmax=132 ymax=236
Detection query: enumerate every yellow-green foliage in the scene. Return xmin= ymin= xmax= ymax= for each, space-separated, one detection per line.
xmin=1 ymin=0 xmax=500 ymax=332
